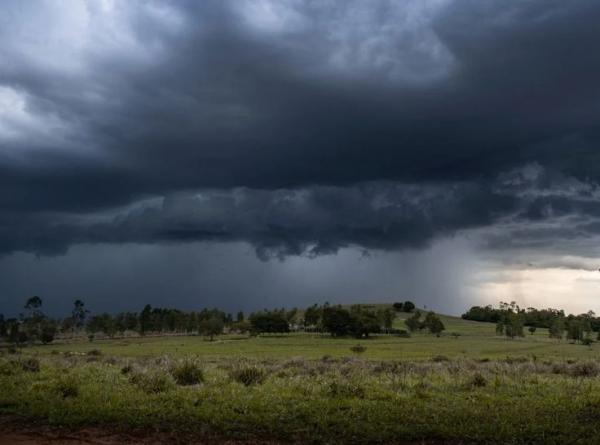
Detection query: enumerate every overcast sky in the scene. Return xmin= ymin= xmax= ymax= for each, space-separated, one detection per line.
xmin=2 ymin=0 xmax=600 ymax=317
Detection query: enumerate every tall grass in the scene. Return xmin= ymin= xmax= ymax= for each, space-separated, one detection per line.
xmin=2 ymin=354 xmax=600 ymax=443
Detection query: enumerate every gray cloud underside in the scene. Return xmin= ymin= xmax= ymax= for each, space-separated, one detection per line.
xmin=1 ymin=0 xmax=600 ymax=257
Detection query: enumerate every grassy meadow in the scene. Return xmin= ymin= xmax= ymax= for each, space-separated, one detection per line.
xmin=3 ymin=308 xmax=600 ymax=444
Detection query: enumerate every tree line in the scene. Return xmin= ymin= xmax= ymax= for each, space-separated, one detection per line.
xmin=463 ymin=301 xmax=600 ymax=342
xmin=0 ymin=296 xmax=431 ymax=345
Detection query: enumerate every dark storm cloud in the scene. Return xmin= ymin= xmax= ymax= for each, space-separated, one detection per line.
xmin=1 ymin=0 xmax=600 ymax=257
xmin=0 ymin=181 xmax=516 ymax=258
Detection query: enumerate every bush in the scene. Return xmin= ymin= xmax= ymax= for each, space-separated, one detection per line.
xmin=431 ymin=355 xmax=450 ymax=363
xmin=571 ymin=361 xmax=600 ymax=377
xmin=170 ymin=359 xmax=204 ymax=386
xmin=327 ymin=379 xmax=365 ymax=398
xmin=53 ymin=375 xmax=79 ymax=398
xmin=229 ymin=364 xmax=267 ymax=386
xmin=582 ymin=337 xmax=594 ymax=347
xmin=87 ymin=349 xmax=102 ymax=356
xmin=21 ymin=357 xmax=40 ymax=372
xmin=130 ymin=370 xmax=176 ymax=394
xmin=350 ymin=344 xmax=366 ymax=354
xmin=0 ymin=360 xmax=20 ymax=376
xmin=468 ymin=373 xmax=487 ymax=388
xmin=395 ymin=329 xmax=411 ymax=338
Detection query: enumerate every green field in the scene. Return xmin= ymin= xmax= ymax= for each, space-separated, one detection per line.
xmin=24 ymin=311 xmax=600 ymax=362
xmin=3 ymin=309 xmax=600 ymax=444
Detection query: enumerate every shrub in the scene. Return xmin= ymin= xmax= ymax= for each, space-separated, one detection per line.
xmin=53 ymin=375 xmax=79 ymax=398
xmin=130 ymin=370 xmax=175 ymax=394
xmin=504 ymin=356 xmax=529 ymax=364
xmin=327 ymin=379 xmax=365 ymax=398
xmin=395 ymin=330 xmax=411 ymax=338
xmin=121 ymin=364 xmax=133 ymax=375
xmin=0 ymin=360 xmax=20 ymax=376
xmin=571 ymin=361 xmax=600 ymax=377
xmin=582 ymin=337 xmax=594 ymax=347
xmin=87 ymin=349 xmax=102 ymax=356
xmin=468 ymin=373 xmax=487 ymax=388
xmin=21 ymin=357 xmax=40 ymax=373
xmin=170 ymin=359 xmax=204 ymax=386
xmin=229 ymin=364 xmax=267 ymax=386
xmin=350 ymin=344 xmax=367 ymax=354
xmin=431 ymin=355 xmax=450 ymax=363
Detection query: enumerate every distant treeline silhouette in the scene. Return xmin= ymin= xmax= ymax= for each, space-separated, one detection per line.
xmin=0 ymin=297 xmax=423 ymax=345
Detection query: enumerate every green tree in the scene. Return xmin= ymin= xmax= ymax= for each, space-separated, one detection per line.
xmin=321 ymin=306 xmax=353 ymax=337
xmin=249 ymin=311 xmax=290 ymax=334
xmin=405 ymin=311 xmax=422 ymax=332
xmin=349 ymin=306 xmax=381 ymax=338
xmin=0 ymin=314 xmax=6 ymax=338
xmin=139 ymin=304 xmax=153 ymax=335
xmin=503 ymin=312 xmax=524 ymax=339
xmin=71 ymin=300 xmax=88 ymax=330
xmin=549 ymin=318 xmax=564 ymax=340
xmin=378 ymin=308 xmax=395 ymax=333
xmin=528 ymin=326 xmax=537 ymax=335
xmin=303 ymin=304 xmax=321 ymax=328
xmin=40 ymin=319 xmax=58 ymax=344
xmin=423 ymin=311 xmax=445 ymax=337
xmin=403 ymin=301 xmax=416 ymax=313
xmin=198 ymin=316 xmax=224 ymax=341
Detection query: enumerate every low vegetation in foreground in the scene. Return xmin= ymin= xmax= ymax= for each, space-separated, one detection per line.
xmin=3 ymin=352 xmax=600 ymax=444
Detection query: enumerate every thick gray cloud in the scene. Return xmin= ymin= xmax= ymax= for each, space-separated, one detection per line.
xmin=1 ymin=1 xmax=600 ymax=313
